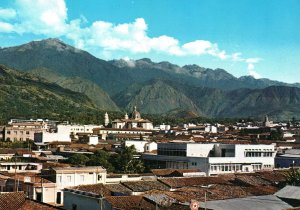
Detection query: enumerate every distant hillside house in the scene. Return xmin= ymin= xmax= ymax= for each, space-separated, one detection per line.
xmin=111 ymin=106 xmax=153 ymax=130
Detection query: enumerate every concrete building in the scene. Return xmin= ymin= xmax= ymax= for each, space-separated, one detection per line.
xmin=0 ymin=162 xmax=42 ymax=173
xmin=34 ymin=124 xmax=102 ymax=145
xmin=5 ymin=121 xmax=48 ymax=142
xmin=41 ymin=166 xmax=106 ymax=204
xmin=93 ymin=128 xmax=153 ymax=140
xmin=275 ymin=149 xmax=300 ymax=168
xmin=124 ymin=140 xmax=157 ymax=153
xmin=143 ymin=142 xmax=276 ymax=175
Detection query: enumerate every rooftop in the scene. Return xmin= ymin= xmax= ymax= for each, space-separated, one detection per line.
xmin=122 ymin=180 xmax=170 ymax=192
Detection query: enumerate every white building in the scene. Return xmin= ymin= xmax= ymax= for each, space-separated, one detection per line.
xmin=0 ymin=162 xmax=42 ymax=173
xmin=143 ymin=142 xmax=276 ymax=175
xmin=34 ymin=124 xmax=102 ymax=144
xmin=88 ymin=136 xmax=99 ymax=145
xmin=57 ymin=124 xmax=102 ymax=135
xmin=41 ymin=166 xmax=106 ymax=204
xmin=34 ymin=132 xmax=70 ymax=144
xmin=124 ymin=140 xmax=157 ymax=153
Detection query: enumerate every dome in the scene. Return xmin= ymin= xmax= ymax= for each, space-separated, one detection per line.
xmin=131 ymin=106 xmax=141 ymax=120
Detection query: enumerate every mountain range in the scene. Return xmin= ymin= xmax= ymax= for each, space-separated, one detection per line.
xmin=0 ymin=38 xmax=299 ymax=121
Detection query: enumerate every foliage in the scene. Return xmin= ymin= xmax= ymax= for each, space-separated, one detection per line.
xmin=270 ymin=128 xmax=283 ymax=140
xmin=64 ymin=146 xmax=145 ymax=174
xmin=86 ymin=150 xmax=115 ymax=172
xmin=113 ymin=145 xmax=145 ymax=174
xmin=286 ymin=168 xmax=300 ymax=186
xmin=67 ymin=154 xmax=89 ymax=166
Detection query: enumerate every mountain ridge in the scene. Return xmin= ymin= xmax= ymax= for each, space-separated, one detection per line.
xmin=0 ymin=38 xmax=300 ymax=120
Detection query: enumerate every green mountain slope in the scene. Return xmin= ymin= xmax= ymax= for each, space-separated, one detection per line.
xmin=29 ymin=68 xmax=120 ymax=111
xmin=0 ymin=65 xmax=104 ymax=124
xmin=114 ymin=80 xmax=201 ymax=116
xmin=0 ymin=39 xmax=132 ymax=96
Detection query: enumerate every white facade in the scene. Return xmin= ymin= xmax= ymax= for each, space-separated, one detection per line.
xmin=88 ymin=135 xmax=99 ymax=145
xmin=124 ymin=140 xmax=157 ymax=153
xmin=143 ymin=143 xmax=276 ymax=176
xmin=57 ymin=124 xmax=102 ymax=134
xmin=0 ymin=162 xmax=42 ymax=173
xmin=42 ymin=166 xmax=106 ymax=205
xmin=34 ymin=132 xmax=70 ymax=144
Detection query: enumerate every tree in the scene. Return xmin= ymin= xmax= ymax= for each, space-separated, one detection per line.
xmin=114 ymin=145 xmax=145 ymax=174
xmin=286 ymin=168 xmax=300 ymax=186
xmin=87 ymin=150 xmax=115 ymax=172
xmin=67 ymin=154 xmax=89 ymax=166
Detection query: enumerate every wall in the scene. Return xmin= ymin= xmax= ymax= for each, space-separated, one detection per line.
xmin=64 ymin=191 xmax=101 ymax=210
xmin=125 ymin=141 xmax=147 ymax=153
xmin=186 ymin=144 xmax=214 ymax=157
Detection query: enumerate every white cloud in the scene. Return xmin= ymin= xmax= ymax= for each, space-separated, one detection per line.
xmin=0 ymin=0 xmax=263 ymax=78
xmin=249 ymin=69 xmax=261 ymax=79
xmin=246 ymin=57 xmax=262 ymax=79
xmin=14 ymin=0 xmax=68 ymax=35
xmin=122 ymin=56 xmax=136 ymax=67
xmin=0 ymin=21 xmax=14 ymax=32
xmin=0 ymin=8 xmax=16 ymax=19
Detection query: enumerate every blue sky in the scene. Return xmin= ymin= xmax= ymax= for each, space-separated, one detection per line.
xmin=0 ymin=0 xmax=299 ymax=83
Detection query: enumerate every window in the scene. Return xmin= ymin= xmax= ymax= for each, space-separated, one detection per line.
xmin=72 ymin=204 xmax=77 ymax=210
xmin=98 ymin=174 xmax=102 ymax=181
xmin=56 ymin=192 xmax=61 ymax=204
xmin=57 ymin=176 xmax=62 ymax=183
xmin=7 ymin=131 xmax=10 ymax=134
xmin=67 ymin=176 xmax=71 ymax=182
xmin=80 ymin=175 xmax=84 ymax=182
xmin=26 ymin=131 xmax=30 ymax=135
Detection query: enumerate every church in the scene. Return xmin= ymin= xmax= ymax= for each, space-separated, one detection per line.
xmin=105 ymin=106 xmax=153 ymax=130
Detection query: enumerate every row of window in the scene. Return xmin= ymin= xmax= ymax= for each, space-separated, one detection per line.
xmin=245 ymin=152 xmax=273 ymax=157
xmin=158 ymin=149 xmax=187 ymax=157
xmin=6 ymin=131 xmax=31 ymax=135
xmin=210 ymin=164 xmax=242 ymax=172
xmin=57 ymin=174 xmax=103 ymax=183
xmin=70 ymin=128 xmax=90 ymax=131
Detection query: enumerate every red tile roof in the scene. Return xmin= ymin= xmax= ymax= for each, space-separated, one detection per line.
xmin=0 ymin=192 xmax=62 ymax=210
xmin=159 ymin=176 xmax=227 ymax=188
xmin=105 ymin=196 xmax=155 ymax=210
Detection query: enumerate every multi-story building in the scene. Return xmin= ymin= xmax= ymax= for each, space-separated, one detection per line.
xmin=0 ymin=162 xmax=42 ymax=173
xmin=143 ymin=142 xmax=276 ymax=175
xmin=5 ymin=120 xmax=49 ymax=141
xmin=41 ymin=166 xmax=107 ymax=204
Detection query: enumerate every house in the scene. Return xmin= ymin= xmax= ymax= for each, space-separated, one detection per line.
xmin=3 ymin=174 xmax=57 ymax=204
xmin=41 ymin=166 xmax=106 ymax=204
xmin=0 ymin=162 xmax=42 ymax=173
xmin=0 ymin=191 xmax=63 ymax=210
xmin=143 ymin=142 xmax=276 ymax=175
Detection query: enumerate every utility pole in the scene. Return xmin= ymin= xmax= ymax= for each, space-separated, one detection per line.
xmin=14 ymin=156 xmax=17 ymax=191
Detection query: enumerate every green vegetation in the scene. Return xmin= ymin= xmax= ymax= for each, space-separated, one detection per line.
xmin=66 ymin=146 xmax=144 ymax=174
xmin=286 ymin=168 xmax=300 ymax=186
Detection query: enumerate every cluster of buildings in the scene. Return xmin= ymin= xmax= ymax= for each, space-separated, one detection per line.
xmin=0 ymin=110 xmax=300 ymax=209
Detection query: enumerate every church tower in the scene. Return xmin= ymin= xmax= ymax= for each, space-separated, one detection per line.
xmin=124 ymin=113 xmax=129 ymax=120
xmin=104 ymin=112 xmax=109 ymax=127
